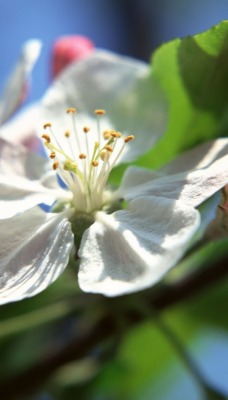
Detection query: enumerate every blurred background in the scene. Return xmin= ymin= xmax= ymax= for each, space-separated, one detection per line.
xmin=1 ymin=0 xmax=228 ymax=101
xmin=0 ymin=1 xmax=228 ymax=399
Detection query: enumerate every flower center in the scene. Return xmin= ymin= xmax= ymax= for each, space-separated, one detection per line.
xmin=41 ymin=108 xmax=134 ymax=214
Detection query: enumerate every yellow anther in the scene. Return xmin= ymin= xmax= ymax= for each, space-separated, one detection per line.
xmin=64 ymin=131 xmax=71 ymax=138
xmin=49 ymin=152 xmax=56 ymax=159
xmin=83 ymin=126 xmax=90 ymax=133
xmin=94 ymin=109 xmax=106 ymax=116
xmin=41 ymin=134 xmax=51 ymax=143
xmin=79 ymin=153 xmax=87 ymax=159
xmin=91 ymin=160 xmax=99 ymax=167
xmin=52 ymin=161 xmax=59 ymax=170
xmin=111 ymin=130 xmax=122 ymax=138
xmin=124 ymin=135 xmax=135 ymax=143
xmin=66 ymin=107 xmax=77 ymax=114
xmin=43 ymin=122 xmax=52 ymax=129
xmin=104 ymin=145 xmax=113 ymax=152
xmin=100 ymin=149 xmax=111 ymax=161
xmin=103 ymin=130 xmax=111 ymax=140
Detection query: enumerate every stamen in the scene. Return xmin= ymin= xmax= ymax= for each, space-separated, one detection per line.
xmin=94 ymin=109 xmax=106 ymax=143
xmin=104 ymin=145 xmax=113 ymax=152
xmin=42 ymin=107 xmax=136 ymax=214
xmin=64 ymin=129 xmax=75 ymax=161
xmin=65 ymin=130 xmax=71 ymax=138
xmin=94 ymin=109 xmax=106 ymax=116
xmin=43 ymin=122 xmax=52 ymax=129
xmin=124 ymin=135 xmax=135 ymax=143
xmin=111 ymin=130 xmax=122 ymax=138
xmin=42 ymin=121 xmax=64 ymax=153
xmin=103 ymin=130 xmax=112 ymax=140
xmin=49 ymin=151 xmax=56 ymax=159
xmin=52 ymin=161 xmax=59 ymax=170
xmin=41 ymin=134 xmax=51 ymax=143
xmin=107 ymin=134 xmax=134 ymax=173
xmin=84 ymin=128 xmax=90 ymax=161
xmin=67 ymin=106 xmax=81 ymax=154
xmin=79 ymin=153 xmax=88 ymax=193
xmin=66 ymin=107 xmax=77 ymax=114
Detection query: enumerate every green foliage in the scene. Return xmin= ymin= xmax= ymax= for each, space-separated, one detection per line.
xmin=138 ymin=20 xmax=228 ymax=169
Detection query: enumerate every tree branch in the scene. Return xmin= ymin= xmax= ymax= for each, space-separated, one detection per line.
xmin=0 ymin=255 xmax=227 ymax=400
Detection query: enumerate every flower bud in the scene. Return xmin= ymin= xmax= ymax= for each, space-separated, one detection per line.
xmin=51 ymin=35 xmax=94 ymax=78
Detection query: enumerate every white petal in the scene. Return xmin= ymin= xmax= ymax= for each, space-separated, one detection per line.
xmin=78 ymin=197 xmax=200 ymax=296
xmin=120 ymin=155 xmax=228 ymax=208
xmin=116 ymin=166 xmax=163 ymax=196
xmin=0 ymin=40 xmax=42 ymax=125
xmin=0 ymin=103 xmax=41 ymax=150
xmin=41 ymin=49 xmax=167 ymax=163
xmin=0 ymin=138 xmax=70 ymax=218
xmin=0 ymin=207 xmax=73 ymax=304
xmin=161 ymin=138 xmax=228 ymax=174
xmin=0 ymin=137 xmax=49 ymax=178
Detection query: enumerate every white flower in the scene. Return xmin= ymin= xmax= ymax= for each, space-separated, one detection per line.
xmin=0 ymin=50 xmax=227 ymax=304
xmin=0 ymin=138 xmax=227 ymax=303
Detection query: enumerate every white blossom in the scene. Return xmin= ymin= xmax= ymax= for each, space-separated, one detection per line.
xmin=0 ymin=135 xmax=227 ymax=303
xmin=0 ymin=50 xmax=227 ymax=304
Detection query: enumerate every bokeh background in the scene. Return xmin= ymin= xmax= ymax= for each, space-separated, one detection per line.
xmin=1 ymin=0 xmax=228 ymax=101
xmin=0 ymin=1 xmax=228 ymax=399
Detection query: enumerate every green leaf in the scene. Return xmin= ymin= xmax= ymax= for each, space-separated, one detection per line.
xmin=141 ymin=20 xmax=228 ymax=169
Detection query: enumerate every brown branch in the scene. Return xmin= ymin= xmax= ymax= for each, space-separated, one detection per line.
xmin=149 ymin=255 xmax=228 ymax=310
xmin=0 ymin=255 xmax=227 ymax=400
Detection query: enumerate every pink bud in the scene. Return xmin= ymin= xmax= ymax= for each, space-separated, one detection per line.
xmin=51 ymin=35 xmax=94 ymax=78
